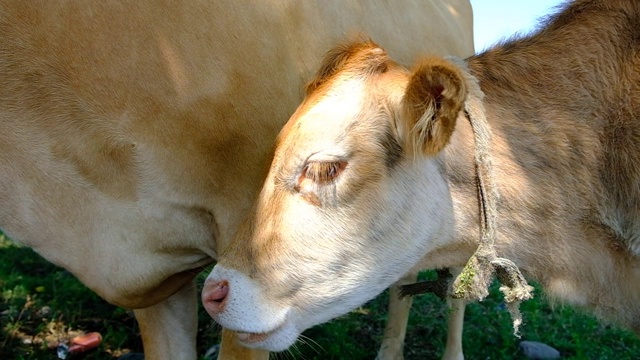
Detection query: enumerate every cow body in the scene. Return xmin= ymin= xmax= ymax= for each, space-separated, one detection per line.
xmin=0 ymin=1 xmax=473 ymax=358
xmin=206 ymin=0 xmax=640 ymax=353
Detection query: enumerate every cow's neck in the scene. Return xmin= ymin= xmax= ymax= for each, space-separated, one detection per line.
xmin=435 ymin=80 xmax=640 ymax=331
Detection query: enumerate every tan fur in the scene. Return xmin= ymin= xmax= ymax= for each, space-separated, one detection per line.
xmin=417 ymin=0 xmax=640 ymax=330
xmin=0 ymin=1 xmax=474 ymax=358
xmin=210 ymin=0 xmax=640 ymax=351
xmin=455 ymin=0 xmax=640 ymax=329
xmin=305 ymin=40 xmax=389 ymax=96
xmin=402 ymin=57 xmax=467 ymax=157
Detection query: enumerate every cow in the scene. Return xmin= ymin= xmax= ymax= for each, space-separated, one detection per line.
xmin=0 ymin=1 xmax=474 ymax=359
xmin=204 ymin=0 xmax=640 ymax=356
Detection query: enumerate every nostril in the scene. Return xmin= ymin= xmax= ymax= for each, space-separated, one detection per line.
xmin=202 ymin=280 xmax=229 ymax=315
xmin=209 ymin=281 xmax=228 ymax=303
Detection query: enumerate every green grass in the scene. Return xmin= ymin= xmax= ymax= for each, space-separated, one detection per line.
xmin=2 ymin=234 xmax=640 ymax=359
xmin=0 ymin=234 xmax=140 ymax=359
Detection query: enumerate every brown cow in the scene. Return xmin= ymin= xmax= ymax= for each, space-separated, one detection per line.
xmin=204 ymin=0 xmax=640 ymax=355
xmin=0 ymin=1 xmax=473 ymax=359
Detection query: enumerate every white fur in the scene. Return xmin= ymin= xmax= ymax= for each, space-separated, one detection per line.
xmin=206 ymin=266 xmax=290 ymax=334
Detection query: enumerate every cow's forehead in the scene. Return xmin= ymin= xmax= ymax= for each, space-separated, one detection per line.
xmin=282 ymin=78 xmax=369 ymax=153
xmin=304 ymin=78 xmax=366 ymax=131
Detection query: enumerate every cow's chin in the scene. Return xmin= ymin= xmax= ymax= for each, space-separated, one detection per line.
xmin=234 ymin=318 xmax=299 ymax=352
xmin=232 ymin=281 xmax=393 ymax=352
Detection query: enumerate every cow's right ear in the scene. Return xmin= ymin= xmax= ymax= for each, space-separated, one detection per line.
xmin=399 ymin=57 xmax=467 ymax=158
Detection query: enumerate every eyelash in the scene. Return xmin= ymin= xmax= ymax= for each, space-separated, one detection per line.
xmin=302 ymin=161 xmax=346 ymax=184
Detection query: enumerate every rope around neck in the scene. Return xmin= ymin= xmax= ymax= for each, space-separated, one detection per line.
xmin=401 ymin=56 xmax=534 ymax=336
xmin=447 ymin=56 xmax=533 ymax=336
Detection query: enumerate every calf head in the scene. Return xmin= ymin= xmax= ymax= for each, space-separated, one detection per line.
xmin=202 ymin=41 xmax=468 ymax=351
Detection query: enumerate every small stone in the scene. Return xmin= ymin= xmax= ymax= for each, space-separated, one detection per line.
xmin=36 ymin=306 xmax=52 ymax=318
xmin=519 ymin=340 xmax=560 ymax=359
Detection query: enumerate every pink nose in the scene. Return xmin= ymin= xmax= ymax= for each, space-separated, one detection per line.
xmin=202 ymin=279 xmax=229 ymax=316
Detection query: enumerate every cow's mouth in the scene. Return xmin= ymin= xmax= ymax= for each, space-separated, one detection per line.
xmin=232 ymin=320 xmax=300 ymax=352
xmin=235 ymin=321 xmax=285 ymax=346
xmin=236 ymin=330 xmax=272 ymax=344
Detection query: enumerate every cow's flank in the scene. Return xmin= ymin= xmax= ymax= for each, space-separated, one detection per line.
xmin=204 ymin=0 xmax=640 ymax=352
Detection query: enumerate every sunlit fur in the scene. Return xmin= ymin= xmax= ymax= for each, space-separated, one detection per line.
xmin=211 ymin=0 xmax=640 ymax=352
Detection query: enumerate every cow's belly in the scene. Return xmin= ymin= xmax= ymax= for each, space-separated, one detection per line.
xmin=1 ymin=176 xmax=216 ymax=308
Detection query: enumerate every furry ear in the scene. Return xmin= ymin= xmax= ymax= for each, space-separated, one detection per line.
xmin=400 ymin=57 xmax=466 ymax=157
xmin=305 ymin=40 xmax=388 ymax=95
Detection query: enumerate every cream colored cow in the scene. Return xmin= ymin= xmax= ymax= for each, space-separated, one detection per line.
xmin=205 ymin=0 xmax=640 ymax=356
xmin=0 ymin=1 xmax=473 ymax=359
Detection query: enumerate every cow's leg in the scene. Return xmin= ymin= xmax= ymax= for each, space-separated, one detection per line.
xmin=375 ymin=271 xmax=417 ymax=360
xmin=442 ymin=297 xmax=465 ymax=360
xmin=217 ymin=329 xmax=270 ymax=360
xmin=442 ymin=267 xmax=465 ymax=360
xmin=134 ymin=281 xmax=198 ymax=360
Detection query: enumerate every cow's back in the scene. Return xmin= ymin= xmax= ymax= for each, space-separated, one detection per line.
xmin=0 ymin=1 xmax=473 ymax=307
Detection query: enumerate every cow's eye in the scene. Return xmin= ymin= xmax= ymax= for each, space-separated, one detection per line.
xmin=301 ymin=160 xmax=347 ymax=184
xmin=294 ymin=160 xmax=347 ymax=206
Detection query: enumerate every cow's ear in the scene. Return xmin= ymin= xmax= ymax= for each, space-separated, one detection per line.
xmin=400 ymin=57 xmax=466 ymax=157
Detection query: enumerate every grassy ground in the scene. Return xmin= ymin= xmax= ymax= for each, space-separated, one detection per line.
xmin=2 ymin=233 xmax=640 ymax=359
